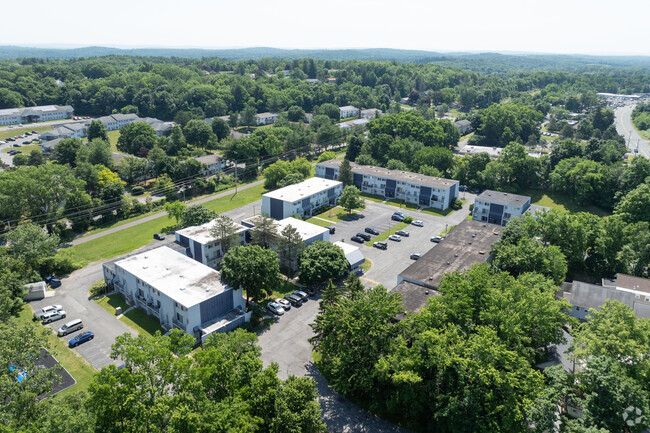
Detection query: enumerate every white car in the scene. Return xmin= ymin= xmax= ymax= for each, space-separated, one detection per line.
xmin=267 ymin=302 xmax=285 ymax=316
xmin=431 ymin=236 xmax=443 ymax=243
xmin=41 ymin=310 xmax=67 ymax=324
xmin=0 ymin=141 xmax=5 ymax=145
xmin=411 ymin=220 xmax=424 ymax=227
xmin=388 ymin=234 xmax=401 ymax=242
xmin=276 ymin=298 xmax=291 ymax=310
xmin=33 ymin=305 xmax=64 ymax=320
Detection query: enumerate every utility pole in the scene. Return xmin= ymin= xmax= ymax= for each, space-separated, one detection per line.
xmin=235 ymin=164 xmax=238 ymax=194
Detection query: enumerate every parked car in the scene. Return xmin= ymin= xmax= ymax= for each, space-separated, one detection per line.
xmin=41 ymin=309 xmax=67 ymax=324
xmin=411 ymin=220 xmax=424 ymax=227
xmin=391 ymin=214 xmax=404 ymax=222
xmin=153 ymin=233 xmax=165 ymax=240
xmin=58 ymin=319 xmax=83 ymax=336
xmin=267 ymin=302 xmax=285 ymax=316
xmin=395 ymin=230 xmax=409 ymax=237
xmin=350 ymin=235 xmax=364 ymax=243
xmin=69 ymin=331 xmax=94 ymax=347
xmin=7 ymin=150 xmax=16 ymax=155
xmin=356 ymin=232 xmax=371 ymax=241
xmin=0 ymin=141 xmax=5 ymax=145
xmin=276 ymin=298 xmax=291 ymax=310
xmin=45 ymin=276 xmax=61 ymax=288
xmin=31 ymin=130 xmax=38 ymax=134
xmin=410 ymin=253 xmax=423 ymax=260
xmin=326 ymin=226 xmax=336 ymax=234
xmin=284 ymin=293 xmax=302 ymax=307
xmin=23 ymin=140 xmax=31 ymax=144
xmin=6 ymin=137 xmax=14 ymax=142
xmin=373 ymin=241 xmax=387 ymax=250
xmin=24 ymin=132 xmax=32 ymax=136
xmin=365 ymin=227 xmax=380 ymax=235
xmin=292 ymin=290 xmax=309 ymax=302
xmin=388 ymin=234 xmax=402 ymax=242
xmin=431 ymin=236 xmax=443 ymax=243
xmin=393 ymin=211 xmax=405 ymax=218
xmin=13 ymin=143 xmax=21 ymax=147
xmin=33 ymin=304 xmax=64 ymax=320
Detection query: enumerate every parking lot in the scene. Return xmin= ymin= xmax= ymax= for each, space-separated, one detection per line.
xmin=0 ymin=130 xmax=41 ymax=166
xmin=324 ymin=199 xmax=475 ymax=289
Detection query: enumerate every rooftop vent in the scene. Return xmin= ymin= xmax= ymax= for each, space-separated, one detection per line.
xmin=478 ymin=250 xmax=485 ymax=255
xmin=468 ymin=242 xmax=472 ymax=245
xmin=446 ymin=262 xmax=450 ymax=265
xmin=454 ymin=253 xmax=459 ymax=257
xmin=425 ymin=290 xmax=429 ymax=295
xmin=428 ymin=276 xmax=433 ymax=280
xmin=179 ymin=287 xmax=186 ymax=291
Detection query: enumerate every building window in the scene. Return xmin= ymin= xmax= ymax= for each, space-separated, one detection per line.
xmin=504 ymin=213 xmax=511 ymax=219
xmin=482 ymin=208 xmax=487 ymax=214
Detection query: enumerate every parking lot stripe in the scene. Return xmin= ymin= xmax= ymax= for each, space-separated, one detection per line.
xmin=360 ymin=276 xmax=380 ymax=285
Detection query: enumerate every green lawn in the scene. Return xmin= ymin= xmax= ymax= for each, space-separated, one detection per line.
xmin=120 ymin=308 xmax=166 ymax=336
xmin=421 ymin=206 xmax=453 ymax=217
xmin=0 ymin=125 xmax=53 ymax=141
xmin=362 ymin=258 xmax=372 ymax=273
xmin=107 ymin=130 xmax=120 ymax=152
xmin=59 ymin=183 xmax=268 ymax=265
xmin=270 ymin=280 xmax=299 ymax=300
xmin=80 ymin=208 xmax=164 ymax=238
xmin=360 ymin=192 xmax=385 ymax=203
xmin=312 ymin=206 xmax=360 ymax=223
xmin=384 ymin=198 xmax=419 ymax=211
xmin=95 ymin=293 xmax=130 ymax=316
xmin=521 ymin=188 xmax=612 ymax=217
xmin=365 ymin=221 xmax=409 ymax=246
xmin=1 ymin=144 xmax=41 ymax=154
xmin=15 ymin=306 xmax=96 ymax=397
xmin=438 ymin=224 xmax=456 ymax=237
xmin=305 ymin=217 xmax=335 ymax=227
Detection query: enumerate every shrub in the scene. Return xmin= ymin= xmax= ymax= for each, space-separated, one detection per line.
xmin=403 ymin=216 xmax=414 ymax=224
xmin=131 ymin=186 xmax=145 ymax=195
xmin=451 ymin=198 xmax=463 ymax=210
xmin=89 ymin=281 xmax=109 ymax=298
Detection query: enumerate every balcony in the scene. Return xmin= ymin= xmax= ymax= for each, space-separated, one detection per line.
xmin=172 ymin=317 xmax=185 ymax=329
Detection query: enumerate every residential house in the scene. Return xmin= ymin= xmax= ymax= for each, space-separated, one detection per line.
xmin=360 ymin=108 xmax=382 ymax=120
xmin=39 ymin=123 xmax=88 ymax=141
xmin=453 ymin=119 xmax=472 ymax=135
xmin=339 ymin=105 xmax=360 ymax=119
xmin=316 ymin=159 xmax=459 ymax=210
xmin=261 ymin=177 xmax=343 ymax=220
xmin=194 ymin=154 xmax=228 ymax=176
xmin=97 ymin=113 xmax=140 ymax=131
xmin=103 ymin=247 xmax=249 ymax=343
xmin=256 ymin=112 xmax=279 ymax=126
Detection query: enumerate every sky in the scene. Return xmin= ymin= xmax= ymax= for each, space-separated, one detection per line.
xmin=3 ymin=0 xmax=650 ymax=56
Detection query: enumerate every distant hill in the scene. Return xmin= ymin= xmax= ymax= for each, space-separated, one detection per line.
xmin=1 ymin=46 xmax=650 ymax=72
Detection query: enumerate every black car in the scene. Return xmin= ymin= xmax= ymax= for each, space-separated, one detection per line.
xmin=391 ymin=214 xmax=404 ymax=222
xmin=373 ymin=241 xmax=388 ymax=250
xmin=365 ymin=227 xmax=380 ymax=235
xmin=6 ymin=137 xmax=14 ymax=142
xmin=153 ymin=233 xmax=165 ymax=240
xmin=284 ymin=293 xmax=302 ymax=307
xmin=13 ymin=143 xmax=20 ymax=147
xmin=350 ymin=235 xmax=364 ymax=243
xmin=356 ymin=232 xmax=371 ymax=241
xmin=326 ymin=226 xmax=336 ymax=234
xmin=45 ymin=276 xmax=62 ymax=288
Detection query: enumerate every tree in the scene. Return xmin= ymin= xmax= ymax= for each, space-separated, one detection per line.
xmin=211 ymin=117 xmax=230 ymax=141
xmin=338 ymin=185 xmax=364 ymax=215
xmin=117 ymin=156 xmax=146 ymax=184
xmin=180 ymin=205 xmax=217 ymax=228
xmin=263 ymin=158 xmax=311 ymax=190
xmin=345 ymin=133 xmax=364 ymax=161
xmin=287 ymin=105 xmax=306 ymax=122
xmin=241 ymin=105 xmax=258 ymax=129
xmin=270 ymin=376 xmax=327 ymax=433
xmin=12 ymin=153 xmax=29 ymax=166
xmin=117 ymin=122 xmax=157 ymax=155
xmin=560 ymin=123 xmax=575 ymax=138
xmin=614 ymin=183 xmax=650 ymax=223
xmin=220 ymin=245 xmax=280 ymax=306
xmin=27 ymin=149 xmax=45 ymax=166
xmin=299 ymin=241 xmax=348 ymax=286
xmin=276 ymin=224 xmax=305 ymax=275
xmin=491 ymin=238 xmax=568 ymax=285
xmin=337 ymin=158 xmax=354 ymax=186
xmin=184 ymin=119 xmax=214 ymax=149
xmin=208 ymin=214 xmax=241 ymax=254
xmin=55 ymin=138 xmax=83 ymax=166
xmin=164 ymin=200 xmax=186 ymax=225
xmin=87 ymin=119 xmax=109 ymax=141
xmin=317 ymin=151 xmax=336 ymax=162
xmin=87 ymin=138 xmax=113 ymax=168
xmin=250 ymin=215 xmax=278 ymax=249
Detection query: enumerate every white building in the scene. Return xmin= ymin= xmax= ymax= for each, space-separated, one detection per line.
xmin=337 ymin=118 xmax=369 ymax=129
xmin=102 ymin=246 xmax=248 ymax=342
xmin=0 ymin=105 xmax=73 ymax=126
xmin=339 ymin=105 xmax=360 ymax=119
xmin=316 ymin=159 xmax=459 ymax=210
xmin=97 ymin=113 xmax=140 ymax=131
xmin=472 ymin=190 xmax=531 ymax=226
xmin=360 ymin=108 xmax=382 ymax=120
xmin=261 ymin=177 xmax=343 ymax=220
xmin=256 ymin=112 xmax=279 ymax=125
xmin=40 ymin=123 xmax=88 ymax=142
xmin=194 ymin=154 xmax=228 ymax=176
xmin=272 ymin=217 xmax=330 ymax=245
xmin=175 ymin=220 xmax=248 ymax=269
xmin=333 ymin=241 xmax=365 ymax=275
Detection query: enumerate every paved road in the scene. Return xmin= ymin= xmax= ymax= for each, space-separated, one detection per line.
xmin=615 ymin=104 xmax=650 ymax=159
xmin=70 ymin=178 xmax=265 ymax=246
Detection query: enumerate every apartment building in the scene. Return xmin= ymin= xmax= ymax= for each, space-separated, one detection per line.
xmin=472 ymin=190 xmax=531 ymax=226
xmin=261 ymin=177 xmax=343 ymax=219
xmin=339 ymin=105 xmax=360 ymax=119
xmin=316 ymin=159 xmax=459 ymax=210
xmin=256 ymin=112 xmax=279 ymax=125
xmin=175 ymin=220 xmax=248 ymax=269
xmin=0 ymin=105 xmax=74 ymax=126
xmin=102 ymin=247 xmax=248 ymax=343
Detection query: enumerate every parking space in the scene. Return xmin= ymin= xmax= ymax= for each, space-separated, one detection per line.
xmin=327 ymin=200 xmax=474 ymax=289
xmin=0 ymin=131 xmax=41 ymax=166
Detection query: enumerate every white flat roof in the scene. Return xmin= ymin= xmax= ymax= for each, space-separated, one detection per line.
xmin=263 ymin=177 xmax=341 ymax=202
xmin=333 ymin=241 xmax=365 ymax=267
xmin=176 ymin=220 xmax=247 ymax=245
xmin=114 ymin=246 xmax=228 ymax=308
xmin=276 ymin=217 xmax=328 ymax=240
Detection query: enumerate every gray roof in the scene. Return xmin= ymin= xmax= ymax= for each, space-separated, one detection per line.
xmin=476 ymin=190 xmax=531 ymax=207
xmin=560 ymin=280 xmax=650 ymax=319
xmin=398 ymin=219 xmax=502 ymax=289
xmin=454 ymin=119 xmax=471 ymax=127
xmin=391 ymin=280 xmax=440 ymax=320
xmin=603 ymin=273 xmax=650 ymax=294
xmin=256 ymin=112 xmax=279 ymax=119
xmin=194 ymin=154 xmax=223 ymax=165
xmin=333 ymin=241 xmax=365 ymax=269
xmin=318 ymin=159 xmax=459 ymax=190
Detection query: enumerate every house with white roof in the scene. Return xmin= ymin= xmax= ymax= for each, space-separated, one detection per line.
xmin=102 ymin=246 xmax=248 ymax=342
xmin=175 ymin=220 xmax=248 ymax=269
xmin=261 ymin=177 xmax=343 ymax=220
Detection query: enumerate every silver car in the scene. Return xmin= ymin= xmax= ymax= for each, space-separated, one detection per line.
xmin=411 ymin=220 xmax=424 ymax=227
xmin=41 ymin=310 xmax=67 ymax=324
xmin=267 ymin=302 xmax=285 ymax=316
xmin=33 ymin=305 xmax=64 ymax=320
xmin=388 ymin=234 xmax=402 ymax=242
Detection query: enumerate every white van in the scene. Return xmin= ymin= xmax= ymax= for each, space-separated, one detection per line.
xmin=57 ymin=319 xmax=83 ymax=336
